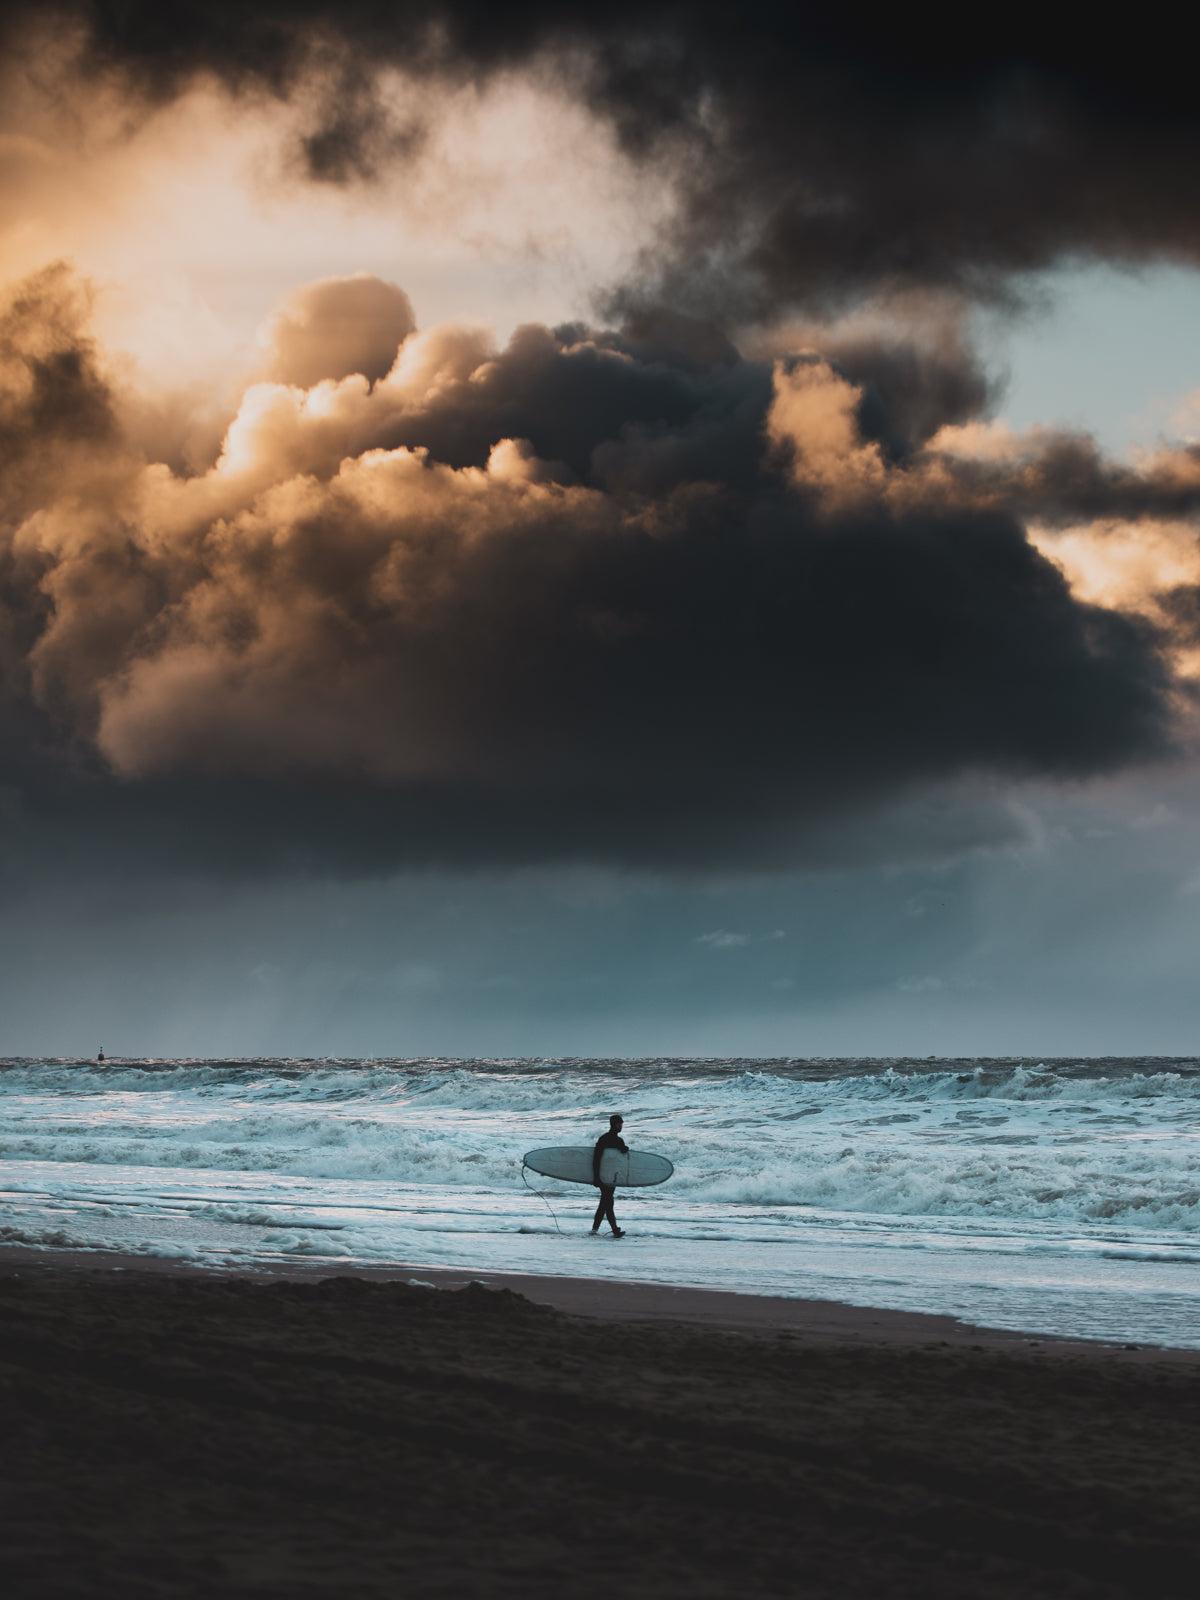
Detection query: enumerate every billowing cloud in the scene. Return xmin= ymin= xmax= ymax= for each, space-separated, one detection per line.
xmin=0 ymin=265 xmax=1183 ymax=879
xmin=261 ymin=274 xmax=416 ymax=389
xmin=8 ymin=4 xmax=1200 ymax=319
xmin=924 ymin=422 xmax=1200 ymax=526
xmin=5 ymin=7 xmax=1200 ymax=885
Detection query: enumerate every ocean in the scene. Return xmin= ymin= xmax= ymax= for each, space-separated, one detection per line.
xmin=2 ymin=1056 xmax=1199 ymax=1347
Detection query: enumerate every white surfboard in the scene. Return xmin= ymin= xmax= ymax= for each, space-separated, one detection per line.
xmin=522 ymin=1145 xmax=674 ymax=1187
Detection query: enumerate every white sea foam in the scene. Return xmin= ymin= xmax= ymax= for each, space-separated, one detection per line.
xmin=3 ymin=1056 xmax=1200 ymax=1345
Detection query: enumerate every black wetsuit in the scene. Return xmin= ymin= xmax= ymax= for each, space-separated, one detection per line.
xmin=592 ymin=1128 xmax=628 ymax=1233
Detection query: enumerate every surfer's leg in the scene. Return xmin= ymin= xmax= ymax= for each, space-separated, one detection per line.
xmin=601 ymin=1185 xmax=621 ymax=1234
xmin=592 ymin=1190 xmax=606 ymax=1232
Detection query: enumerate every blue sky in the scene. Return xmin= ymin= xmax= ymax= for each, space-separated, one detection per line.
xmin=996 ymin=264 xmax=1200 ymax=456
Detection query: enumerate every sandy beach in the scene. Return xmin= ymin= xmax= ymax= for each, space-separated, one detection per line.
xmin=2 ymin=1247 xmax=1199 ymax=1598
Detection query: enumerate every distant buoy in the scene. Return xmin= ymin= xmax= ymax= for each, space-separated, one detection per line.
xmin=97 ymin=1048 xmax=105 ymax=1062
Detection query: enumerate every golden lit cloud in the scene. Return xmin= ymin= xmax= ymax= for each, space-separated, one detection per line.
xmin=5 ymin=0 xmax=1200 ymax=875
xmin=1028 ymin=520 xmax=1200 ymax=618
xmin=0 ymin=35 xmax=674 ymax=402
xmin=766 ymin=359 xmax=888 ymax=506
xmin=1029 ymin=519 xmax=1200 ymax=687
xmin=0 ymin=258 xmax=1176 ymax=833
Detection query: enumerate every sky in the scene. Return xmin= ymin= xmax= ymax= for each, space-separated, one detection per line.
xmin=4 ymin=3 xmax=1200 ymax=1058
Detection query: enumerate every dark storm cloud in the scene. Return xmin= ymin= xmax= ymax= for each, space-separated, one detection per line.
xmin=9 ymin=3 xmax=1200 ymax=315
xmin=0 ymin=266 xmax=1181 ymax=882
xmin=808 ymin=325 xmax=998 ymax=457
xmin=930 ymin=431 xmax=1200 ymax=527
xmin=5 ymin=0 xmax=1200 ymax=881
xmin=366 ymin=317 xmax=771 ymax=492
xmin=0 ymin=264 xmax=125 ymax=695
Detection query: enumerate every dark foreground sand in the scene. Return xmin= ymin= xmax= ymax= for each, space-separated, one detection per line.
xmin=2 ymin=1250 xmax=1199 ymax=1598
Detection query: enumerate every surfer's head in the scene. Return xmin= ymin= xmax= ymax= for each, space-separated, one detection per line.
xmin=610 ymin=1114 xmax=623 ymax=1131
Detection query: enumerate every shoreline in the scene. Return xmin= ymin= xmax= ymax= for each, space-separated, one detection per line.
xmin=3 ymin=1240 xmax=1194 ymax=1361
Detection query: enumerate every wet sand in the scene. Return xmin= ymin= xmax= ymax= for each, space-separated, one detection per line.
xmin=2 ymin=1246 xmax=1199 ymax=1597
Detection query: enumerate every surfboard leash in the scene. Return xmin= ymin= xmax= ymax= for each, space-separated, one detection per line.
xmin=521 ymin=1162 xmax=564 ymax=1234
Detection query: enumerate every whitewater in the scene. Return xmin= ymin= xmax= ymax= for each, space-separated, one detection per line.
xmin=3 ymin=1056 xmax=1200 ymax=1347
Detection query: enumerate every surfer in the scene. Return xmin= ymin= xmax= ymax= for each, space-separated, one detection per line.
xmin=591 ymin=1114 xmax=628 ymax=1237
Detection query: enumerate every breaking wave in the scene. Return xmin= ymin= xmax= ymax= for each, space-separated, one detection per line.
xmin=3 ymin=1055 xmax=1199 ymax=1229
